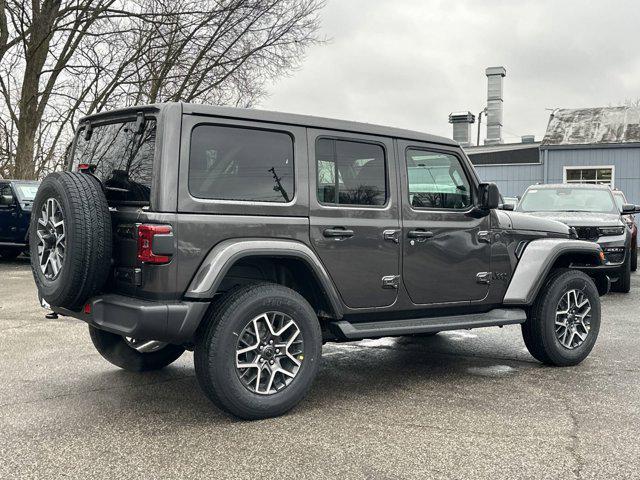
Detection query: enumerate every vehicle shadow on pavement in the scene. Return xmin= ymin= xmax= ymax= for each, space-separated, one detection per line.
xmin=79 ymin=332 xmax=538 ymax=422
xmin=0 ymin=256 xmax=31 ymax=266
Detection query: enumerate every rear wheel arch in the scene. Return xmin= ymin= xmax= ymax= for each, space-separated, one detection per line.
xmin=217 ymin=255 xmax=339 ymax=319
xmin=185 ymin=239 xmax=344 ymax=320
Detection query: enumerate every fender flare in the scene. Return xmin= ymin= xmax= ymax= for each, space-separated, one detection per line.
xmin=503 ymin=238 xmax=603 ymax=305
xmin=184 ymin=238 xmax=344 ymax=318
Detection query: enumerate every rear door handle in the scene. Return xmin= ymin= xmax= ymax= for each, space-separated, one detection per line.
xmin=323 ymin=228 xmax=355 ymax=238
xmin=407 ymin=230 xmax=434 ymax=239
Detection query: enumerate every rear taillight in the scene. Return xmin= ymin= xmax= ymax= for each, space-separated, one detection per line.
xmin=137 ymin=224 xmax=172 ymax=264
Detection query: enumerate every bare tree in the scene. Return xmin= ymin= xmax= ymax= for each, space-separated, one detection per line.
xmin=0 ymin=0 xmax=325 ymax=179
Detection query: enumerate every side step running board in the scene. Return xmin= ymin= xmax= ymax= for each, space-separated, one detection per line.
xmin=332 ymin=308 xmax=527 ymax=340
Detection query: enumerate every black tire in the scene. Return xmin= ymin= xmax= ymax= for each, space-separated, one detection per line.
xmin=30 ymin=172 xmax=112 ymax=310
xmin=612 ymin=253 xmax=631 ymax=293
xmin=194 ymin=283 xmax=322 ymax=420
xmin=631 ymin=241 xmax=637 ymax=272
xmin=88 ymin=325 xmax=185 ymax=372
xmin=0 ymin=247 xmax=22 ymax=259
xmin=521 ymin=268 xmax=600 ymax=366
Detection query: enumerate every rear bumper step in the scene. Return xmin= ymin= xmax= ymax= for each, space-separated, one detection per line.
xmin=332 ymin=308 xmax=527 ymax=340
xmin=52 ymin=294 xmax=210 ymax=343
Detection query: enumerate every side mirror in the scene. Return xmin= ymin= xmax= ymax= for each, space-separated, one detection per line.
xmin=478 ymin=182 xmax=500 ymax=210
xmin=499 ymin=203 xmax=515 ymax=211
xmin=621 ymin=203 xmax=638 ymax=215
xmin=0 ymin=194 xmax=14 ymax=206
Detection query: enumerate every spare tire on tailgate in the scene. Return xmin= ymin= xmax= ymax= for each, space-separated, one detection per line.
xmin=30 ymin=172 xmax=112 ymax=310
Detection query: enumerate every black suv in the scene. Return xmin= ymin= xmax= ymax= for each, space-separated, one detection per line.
xmin=0 ymin=180 xmax=39 ymax=259
xmin=31 ymin=104 xmax=612 ymax=419
xmin=516 ymin=183 xmax=636 ymax=293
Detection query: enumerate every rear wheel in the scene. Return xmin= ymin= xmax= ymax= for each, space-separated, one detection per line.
xmin=0 ymin=247 xmax=22 ymax=259
xmin=522 ymin=268 xmax=600 ymax=366
xmin=88 ymin=326 xmax=185 ymax=372
xmin=194 ymin=283 xmax=322 ymax=420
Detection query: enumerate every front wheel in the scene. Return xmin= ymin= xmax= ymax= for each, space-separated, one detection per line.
xmin=521 ymin=268 xmax=600 ymax=366
xmin=88 ymin=326 xmax=185 ymax=372
xmin=194 ymin=283 xmax=322 ymax=420
xmin=631 ymin=241 xmax=637 ymax=272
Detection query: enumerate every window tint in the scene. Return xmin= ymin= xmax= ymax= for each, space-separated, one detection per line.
xmin=72 ymin=119 xmax=156 ymax=204
xmin=406 ymin=150 xmax=472 ymax=209
xmin=316 ymin=138 xmax=386 ymax=206
xmin=189 ymin=125 xmax=294 ymax=203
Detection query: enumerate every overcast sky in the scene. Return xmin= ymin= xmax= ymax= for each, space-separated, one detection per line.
xmin=261 ymin=0 xmax=640 ymax=144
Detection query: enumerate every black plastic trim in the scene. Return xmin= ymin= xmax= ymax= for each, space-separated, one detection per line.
xmin=52 ymin=294 xmax=210 ymax=343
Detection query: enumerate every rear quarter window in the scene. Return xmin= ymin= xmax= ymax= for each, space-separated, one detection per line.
xmin=188 ymin=125 xmax=294 ymax=203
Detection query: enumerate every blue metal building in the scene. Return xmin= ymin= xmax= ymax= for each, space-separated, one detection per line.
xmin=467 ymin=107 xmax=640 ymax=204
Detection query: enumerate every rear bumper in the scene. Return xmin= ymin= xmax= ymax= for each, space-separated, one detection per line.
xmin=52 ymin=294 xmax=210 ymax=343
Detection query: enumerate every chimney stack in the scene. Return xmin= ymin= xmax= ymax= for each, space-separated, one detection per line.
xmin=448 ymin=111 xmax=476 ymax=147
xmin=485 ymin=66 xmax=506 ymax=145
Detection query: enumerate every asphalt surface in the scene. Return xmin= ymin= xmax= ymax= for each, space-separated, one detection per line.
xmin=1 ymin=258 xmax=639 ymax=479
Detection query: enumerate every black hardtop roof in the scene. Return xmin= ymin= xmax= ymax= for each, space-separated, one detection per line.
xmin=79 ymin=102 xmax=457 ymax=147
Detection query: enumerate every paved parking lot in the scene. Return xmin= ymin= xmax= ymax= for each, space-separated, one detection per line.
xmin=1 ymin=257 xmax=639 ymax=479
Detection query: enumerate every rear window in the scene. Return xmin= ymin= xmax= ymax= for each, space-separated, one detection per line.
xmin=189 ymin=125 xmax=294 ymax=203
xmin=71 ymin=118 xmax=157 ymax=204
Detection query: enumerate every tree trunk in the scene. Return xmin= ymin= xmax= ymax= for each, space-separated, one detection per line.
xmin=12 ymin=0 xmax=60 ymax=179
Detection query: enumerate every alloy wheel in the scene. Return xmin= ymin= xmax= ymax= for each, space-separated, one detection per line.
xmin=555 ymin=289 xmax=592 ymax=349
xmin=36 ymin=198 xmax=66 ymax=280
xmin=235 ymin=311 xmax=304 ymax=395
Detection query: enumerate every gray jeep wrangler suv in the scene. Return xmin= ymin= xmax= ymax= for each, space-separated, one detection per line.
xmin=31 ymin=104 xmax=608 ymax=419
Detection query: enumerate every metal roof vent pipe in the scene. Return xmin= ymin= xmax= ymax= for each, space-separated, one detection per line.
xmin=448 ymin=111 xmax=476 ymax=147
xmin=485 ymin=66 xmax=506 ymax=145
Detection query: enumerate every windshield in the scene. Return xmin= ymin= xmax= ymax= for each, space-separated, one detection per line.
xmin=12 ymin=183 xmax=39 ymax=201
xmin=517 ymin=187 xmax=618 ymax=214
xmin=71 ymin=117 xmax=156 ymax=204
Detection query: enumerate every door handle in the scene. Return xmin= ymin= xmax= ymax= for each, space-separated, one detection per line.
xmin=383 ymin=229 xmax=400 ymax=243
xmin=323 ymin=228 xmax=355 ymax=238
xmin=407 ymin=230 xmax=434 ymax=239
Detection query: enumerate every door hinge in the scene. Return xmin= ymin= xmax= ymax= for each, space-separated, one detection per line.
xmin=476 ymin=272 xmax=492 ymax=285
xmin=381 ymin=275 xmax=400 ymax=289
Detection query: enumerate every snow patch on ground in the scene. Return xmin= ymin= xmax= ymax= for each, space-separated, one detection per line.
xmin=467 ymin=365 xmax=517 ymax=377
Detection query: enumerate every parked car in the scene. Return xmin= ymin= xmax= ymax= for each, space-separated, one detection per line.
xmin=612 ymin=189 xmax=637 ymax=271
xmin=0 ymin=180 xmax=39 ymax=259
xmin=516 ymin=183 xmax=637 ymax=293
xmin=32 ymin=104 xmax=608 ymax=419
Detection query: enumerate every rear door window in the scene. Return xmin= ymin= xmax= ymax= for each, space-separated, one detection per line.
xmin=316 ymin=138 xmax=387 ymax=206
xmin=189 ymin=125 xmax=294 ymax=203
xmin=72 ymin=119 xmax=157 ymax=205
